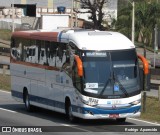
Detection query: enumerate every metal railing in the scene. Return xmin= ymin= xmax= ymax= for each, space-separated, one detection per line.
xmin=0 ymin=21 xmax=21 ymax=30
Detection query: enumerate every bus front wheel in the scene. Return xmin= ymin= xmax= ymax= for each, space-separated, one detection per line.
xmin=66 ymin=101 xmax=76 ymax=122
xmin=24 ymin=91 xmax=33 ymax=112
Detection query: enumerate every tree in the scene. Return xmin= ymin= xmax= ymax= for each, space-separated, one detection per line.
xmin=78 ymin=0 xmax=108 ymax=30
xmin=136 ymin=2 xmax=160 ymax=46
xmin=115 ymin=6 xmax=132 ymax=38
xmin=116 ymin=1 xmax=160 ymax=47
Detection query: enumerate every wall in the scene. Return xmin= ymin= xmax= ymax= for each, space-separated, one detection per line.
xmin=21 ymin=17 xmax=41 ymax=29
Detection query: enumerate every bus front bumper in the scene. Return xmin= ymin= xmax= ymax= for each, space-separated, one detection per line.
xmin=72 ymin=105 xmax=141 ymax=120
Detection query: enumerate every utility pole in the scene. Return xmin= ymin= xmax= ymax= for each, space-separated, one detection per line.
xmin=75 ymin=0 xmax=78 ymax=27
xmin=131 ymin=0 xmax=135 ymax=45
xmin=12 ymin=0 xmax=15 ymax=32
xmin=71 ymin=0 xmax=74 ymax=28
xmin=154 ymin=24 xmax=158 ymax=68
xmin=153 ymin=0 xmax=159 ymax=68
xmin=128 ymin=0 xmax=135 ymax=44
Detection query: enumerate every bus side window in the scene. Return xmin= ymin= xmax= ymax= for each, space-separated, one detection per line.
xmin=56 ymin=43 xmax=67 ymax=68
xmin=11 ymin=38 xmax=22 ymax=61
xmin=62 ymin=48 xmax=72 ymax=76
xmin=49 ymin=42 xmax=58 ymax=67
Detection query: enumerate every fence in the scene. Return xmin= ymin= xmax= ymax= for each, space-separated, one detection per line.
xmin=150 ymin=68 xmax=160 ymax=101
xmin=0 ymin=21 xmax=21 ymax=30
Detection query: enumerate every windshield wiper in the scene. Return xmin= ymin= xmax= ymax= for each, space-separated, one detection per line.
xmin=98 ymin=73 xmax=112 ymax=98
xmin=113 ymin=72 xmax=129 ymax=97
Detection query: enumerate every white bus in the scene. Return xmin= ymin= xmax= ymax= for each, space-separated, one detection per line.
xmin=10 ymin=29 xmax=149 ymax=122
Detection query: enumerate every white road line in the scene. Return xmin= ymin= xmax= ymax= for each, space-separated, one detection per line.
xmin=61 ymin=124 xmax=91 ymax=132
xmin=0 ymin=108 xmax=16 ymax=113
xmin=0 ymin=89 xmax=11 ymax=94
xmin=129 ymin=118 xmax=160 ymax=126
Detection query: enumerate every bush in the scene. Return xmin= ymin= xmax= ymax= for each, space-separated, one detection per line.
xmin=0 ymin=29 xmax=11 ymax=41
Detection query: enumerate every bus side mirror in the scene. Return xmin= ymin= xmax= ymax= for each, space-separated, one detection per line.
xmin=74 ymin=55 xmax=83 ymax=77
xmin=138 ymin=54 xmax=150 ymax=91
xmin=137 ymin=54 xmax=149 ymax=75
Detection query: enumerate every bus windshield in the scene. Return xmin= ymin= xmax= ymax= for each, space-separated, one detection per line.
xmin=81 ymin=49 xmax=140 ymax=99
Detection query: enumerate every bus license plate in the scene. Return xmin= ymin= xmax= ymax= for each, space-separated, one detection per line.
xmin=109 ymin=114 xmax=119 ymax=118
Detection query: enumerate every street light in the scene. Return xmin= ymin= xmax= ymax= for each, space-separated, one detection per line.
xmin=71 ymin=0 xmax=74 ymax=28
xmin=128 ymin=0 xmax=135 ymax=45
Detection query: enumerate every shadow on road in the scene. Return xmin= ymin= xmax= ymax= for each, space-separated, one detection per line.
xmin=0 ymin=103 xmax=136 ymax=127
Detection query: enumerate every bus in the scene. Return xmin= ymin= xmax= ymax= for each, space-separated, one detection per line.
xmin=10 ymin=29 xmax=149 ymax=122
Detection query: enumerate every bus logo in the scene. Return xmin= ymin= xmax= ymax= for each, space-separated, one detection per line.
xmin=112 ymin=105 xmax=117 ymax=109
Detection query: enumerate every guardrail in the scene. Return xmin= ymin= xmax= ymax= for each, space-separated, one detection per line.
xmin=0 ymin=39 xmax=10 ymax=56
xmin=0 ymin=39 xmax=10 ymax=46
xmin=0 ymin=21 xmax=21 ymax=30
xmin=0 ymin=59 xmax=10 ymax=76
xmin=149 ymin=68 xmax=160 ymax=101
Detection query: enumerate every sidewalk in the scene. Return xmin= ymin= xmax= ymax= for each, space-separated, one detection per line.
xmin=0 ymin=39 xmax=10 ymax=46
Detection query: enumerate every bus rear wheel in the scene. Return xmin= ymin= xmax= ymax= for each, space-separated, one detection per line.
xmin=24 ymin=91 xmax=33 ymax=112
xmin=116 ymin=118 xmax=126 ymax=123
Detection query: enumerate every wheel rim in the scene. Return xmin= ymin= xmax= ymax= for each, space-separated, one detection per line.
xmin=25 ymin=94 xmax=30 ymax=109
xmin=68 ymin=105 xmax=73 ymax=121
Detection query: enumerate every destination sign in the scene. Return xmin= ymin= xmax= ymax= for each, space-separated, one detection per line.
xmin=86 ymin=52 xmax=107 ymax=57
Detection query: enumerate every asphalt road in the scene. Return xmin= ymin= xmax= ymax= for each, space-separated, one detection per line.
xmin=0 ymin=90 xmax=159 ymax=135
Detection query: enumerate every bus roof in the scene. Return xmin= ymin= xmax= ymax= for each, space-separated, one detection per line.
xmin=65 ymin=31 xmax=135 ymax=50
xmin=12 ymin=29 xmax=135 ymax=51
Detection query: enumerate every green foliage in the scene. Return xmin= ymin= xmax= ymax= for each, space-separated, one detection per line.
xmin=115 ymin=6 xmax=132 ymax=39
xmin=136 ymin=2 xmax=160 ymax=46
xmin=0 ymin=74 xmax=10 ymax=91
xmin=116 ymin=1 xmax=160 ymax=47
xmin=141 ymin=97 xmax=160 ymax=123
xmin=0 ymin=29 xmax=11 ymax=41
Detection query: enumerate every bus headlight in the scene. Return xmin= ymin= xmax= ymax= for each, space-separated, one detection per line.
xmin=81 ymin=98 xmax=98 ymax=107
xmin=130 ymin=100 xmax=141 ymax=105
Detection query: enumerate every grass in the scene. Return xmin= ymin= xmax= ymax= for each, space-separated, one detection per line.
xmin=0 ymin=74 xmax=160 ymax=123
xmin=0 ymin=29 xmax=12 ymax=41
xmin=140 ymin=97 xmax=160 ymax=123
xmin=0 ymin=74 xmax=11 ymax=91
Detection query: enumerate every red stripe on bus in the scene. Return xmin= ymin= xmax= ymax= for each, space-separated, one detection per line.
xmin=12 ymin=31 xmax=59 ymax=42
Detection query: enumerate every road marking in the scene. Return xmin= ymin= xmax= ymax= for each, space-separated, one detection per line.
xmin=0 ymin=108 xmax=16 ymax=113
xmin=0 ymin=90 xmax=10 ymax=94
xmin=129 ymin=118 xmax=160 ymax=126
xmin=61 ymin=124 xmax=91 ymax=132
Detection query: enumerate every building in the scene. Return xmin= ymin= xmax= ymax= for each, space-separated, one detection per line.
xmin=0 ymin=0 xmax=117 ymax=29
xmin=0 ymin=0 xmax=117 ymax=20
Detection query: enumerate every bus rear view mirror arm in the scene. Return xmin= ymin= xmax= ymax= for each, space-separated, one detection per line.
xmin=74 ymin=55 xmax=83 ymax=77
xmin=137 ymin=54 xmax=149 ymax=75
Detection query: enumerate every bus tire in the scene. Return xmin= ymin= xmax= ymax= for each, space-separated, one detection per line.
xmin=24 ymin=91 xmax=33 ymax=112
xmin=116 ymin=118 xmax=126 ymax=123
xmin=65 ymin=100 xmax=76 ymax=123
